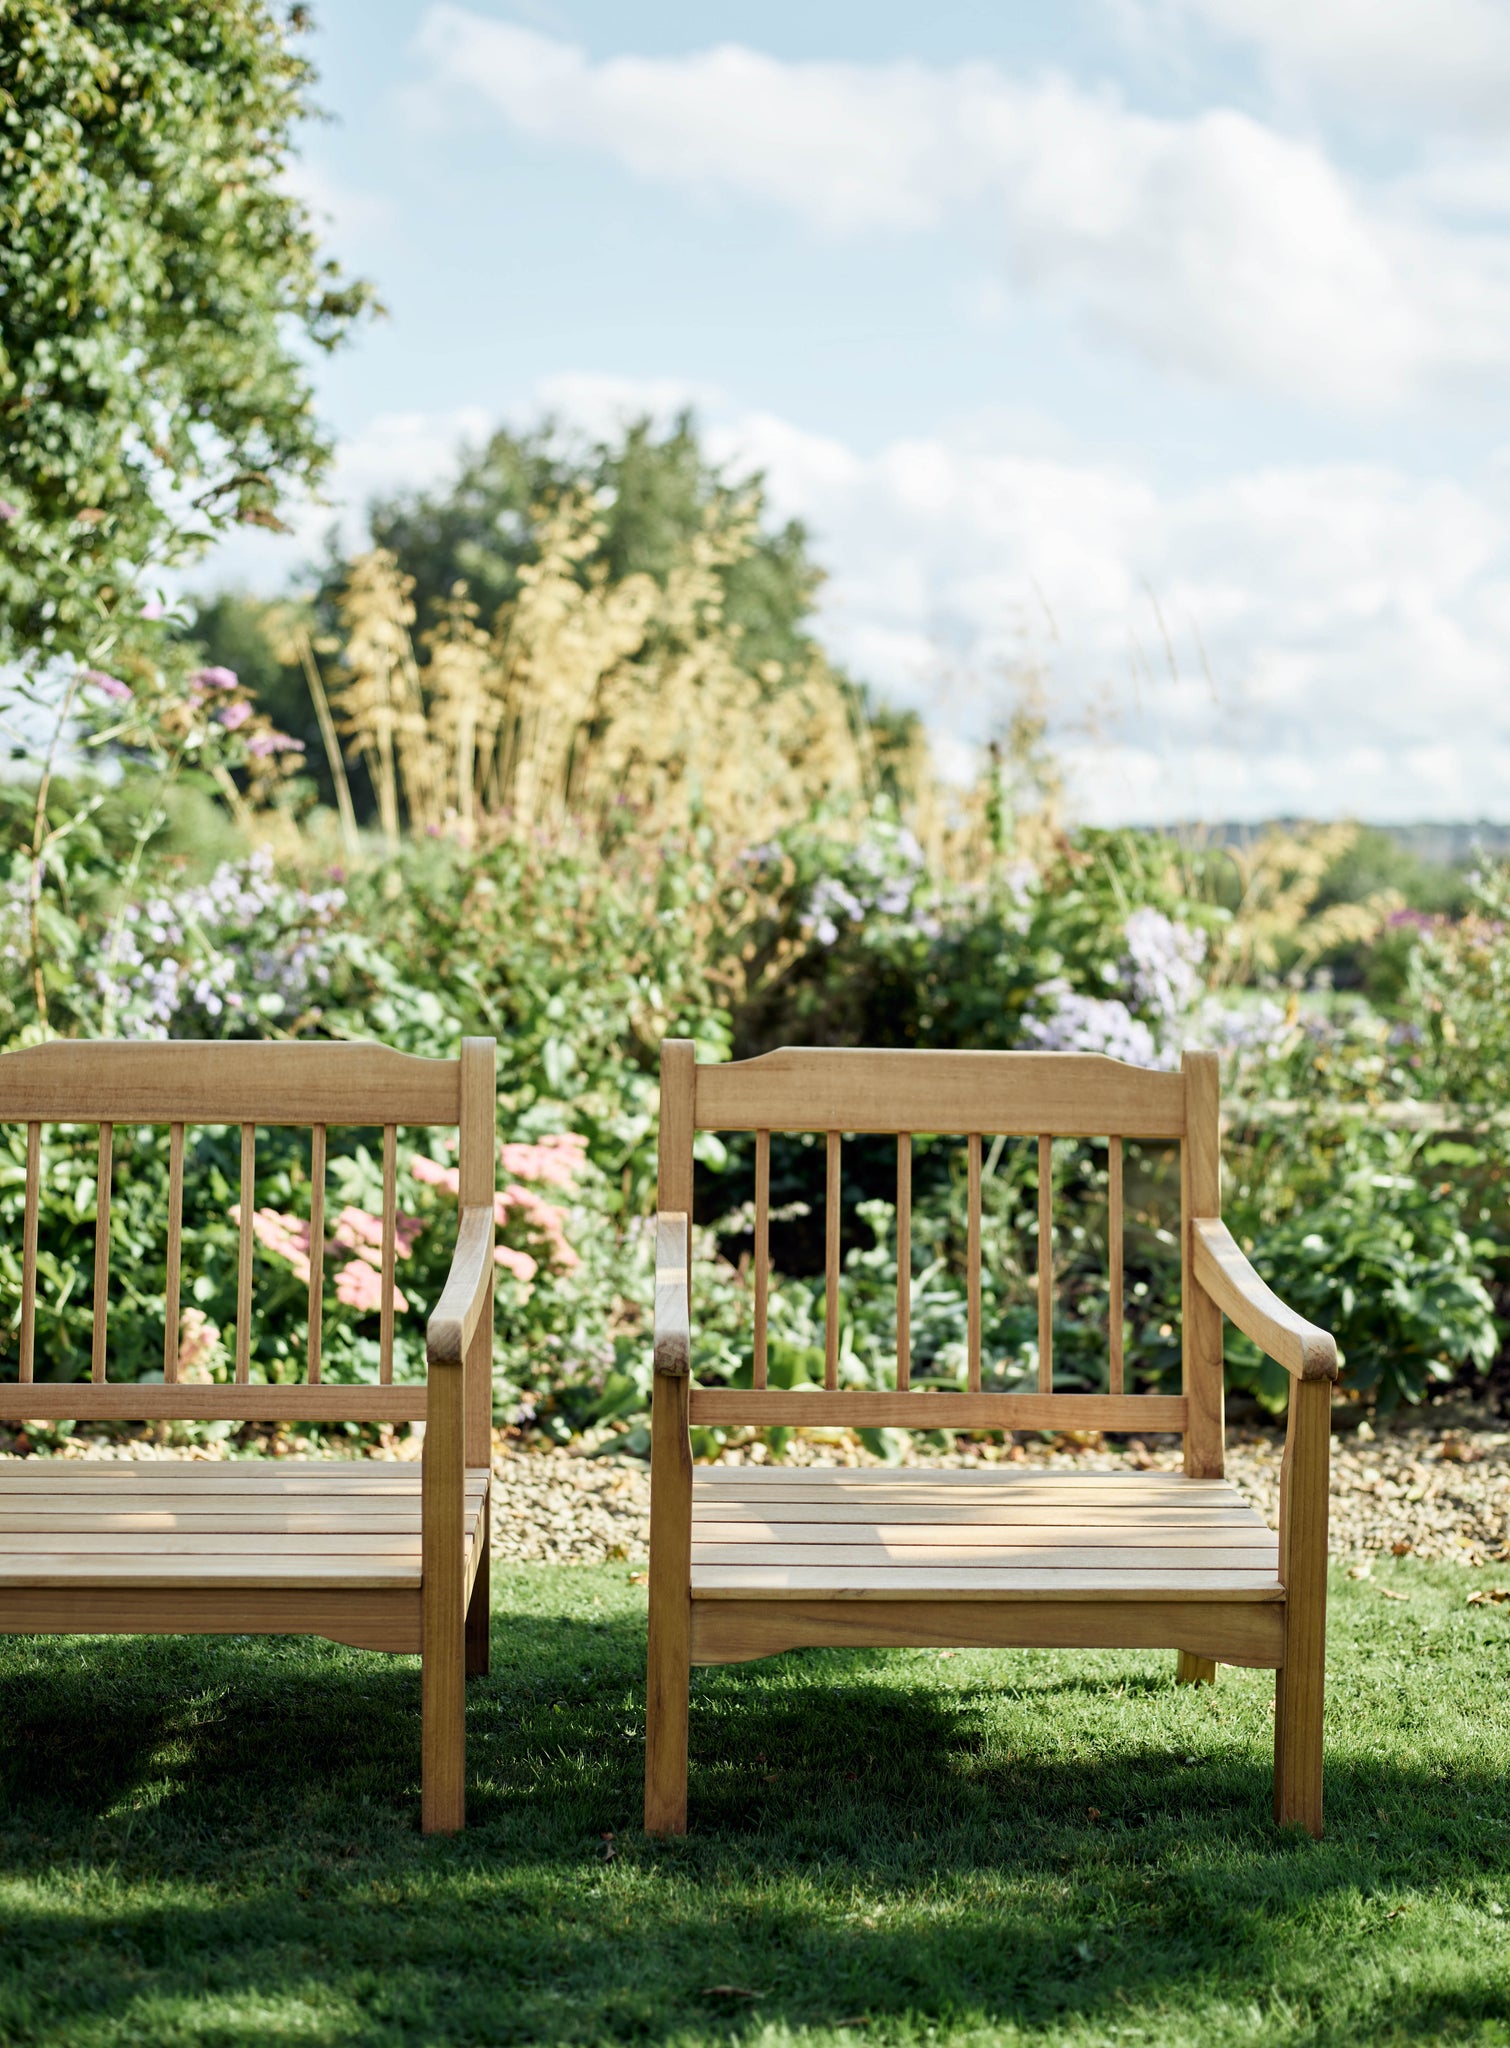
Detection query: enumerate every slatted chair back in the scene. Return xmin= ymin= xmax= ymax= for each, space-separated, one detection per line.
xmin=0 ymin=1039 xmax=496 ymax=1459
xmin=659 ymin=1040 xmax=1224 ymax=1477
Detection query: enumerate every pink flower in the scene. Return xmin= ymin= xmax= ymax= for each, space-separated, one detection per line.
xmin=496 ymin=1185 xmax=579 ymax=1271
xmin=232 ymin=1205 xmax=313 ymax=1285
xmin=329 ymin=1205 xmax=423 ymax=1261
xmin=140 ymin=598 xmax=165 ymax=620
xmin=83 ymin=669 xmax=131 ymax=704
xmin=498 ymin=1133 xmax=587 ymax=1189
xmin=335 ymin=1258 xmax=408 ymax=1315
xmin=411 ymin=1154 xmax=461 ymax=1195
xmin=246 ymin=730 xmax=303 ymax=758
xmin=192 ymin=665 xmax=237 ymax=690
xmin=0 ymin=501 xmax=18 ymax=523
xmin=217 ymin=700 xmax=252 ymax=731
xmin=495 ymin=1245 xmax=538 ymax=1283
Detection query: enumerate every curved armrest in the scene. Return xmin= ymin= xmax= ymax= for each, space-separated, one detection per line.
xmin=654 ymin=1211 xmax=691 ymax=1377
xmin=1191 ymin=1218 xmax=1337 ymax=1381
xmin=425 ymin=1205 xmax=495 ymax=1367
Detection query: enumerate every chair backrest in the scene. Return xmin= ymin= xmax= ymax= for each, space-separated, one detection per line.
xmin=0 ymin=1038 xmax=495 ymax=1427
xmin=660 ymin=1041 xmax=1224 ymax=1476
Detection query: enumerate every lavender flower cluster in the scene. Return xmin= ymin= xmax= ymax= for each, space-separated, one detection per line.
xmin=94 ymin=852 xmax=347 ymax=1039
xmin=1026 ymin=907 xmax=1207 ymax=1070
xmin=802 ymin=827 xmax=929 ymax=946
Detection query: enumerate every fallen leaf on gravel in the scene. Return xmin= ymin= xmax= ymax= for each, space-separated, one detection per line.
xmin=1391 ymin=1540 xmax=1413 ymax=1556
xmin=1467 ymin=1587 xmax=1510 ymax=1606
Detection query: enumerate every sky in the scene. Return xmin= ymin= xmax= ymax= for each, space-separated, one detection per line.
xmin=198 ymin=0 xmax=1510 ymax=824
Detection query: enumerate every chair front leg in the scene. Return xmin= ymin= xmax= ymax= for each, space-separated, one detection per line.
xmin=644 ymin=1368 xmax=692 ymax=1836
xmin=422 ymin=1356 xmax=467 ymax=1833
xmin=1275 ymin=1375 xmax=1330 ymax=1836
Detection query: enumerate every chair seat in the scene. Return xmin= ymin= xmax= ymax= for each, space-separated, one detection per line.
xmin=690 ymin=1464 xmax=1282 ymax=1600
xmin=0 ymin=1460 xmax=490 ymax=1591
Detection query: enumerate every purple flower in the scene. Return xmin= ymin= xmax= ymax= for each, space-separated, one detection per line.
xmin=216 ymin=700 xmax=252 ymax=731
xmin=83 ymin=669 xmax=132 ymax=703
xmin=192 ymin=666 xmax=238 ymax=691
xmin=245 ymin=730 xmax=302 ymax=758
xmin=0 ymin=501 xmax=18 ymax=523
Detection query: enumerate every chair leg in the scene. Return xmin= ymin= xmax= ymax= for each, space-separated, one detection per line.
xmin=1175 ymin=1651 xmax=1217 ymax=1685
xmin=1274 ymin=1648 xmax=1324 ymax=1837
xmin=644 ymin=1587 xmax=690 ymax=1836
xmin=466 ymin=1498 xmax=490 ymax=1678
xmin=422 ymin=1364 xmax=466 ymax=1835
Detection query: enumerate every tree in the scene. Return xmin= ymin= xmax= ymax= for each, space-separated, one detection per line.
xmin=0 ymin=1 xmax=375 ymax=668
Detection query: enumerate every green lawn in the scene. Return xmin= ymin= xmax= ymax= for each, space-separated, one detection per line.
xmin=1 ymin=1562 xmax=1507 ymax=2046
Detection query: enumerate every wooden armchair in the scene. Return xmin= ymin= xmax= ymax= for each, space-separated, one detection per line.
xmin=0 ymin=1037 xmax=497 ymax=1833
xmin=645 ymin=1043 xmax=1337 ymax=1839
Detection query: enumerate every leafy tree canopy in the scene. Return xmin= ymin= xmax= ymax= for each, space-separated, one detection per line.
xmin=0 ymin=0 xmax=375 ymax=667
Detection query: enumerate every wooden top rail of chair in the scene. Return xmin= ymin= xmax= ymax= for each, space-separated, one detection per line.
xmin=694 ymin=1048 xmax=1187 ymax=1140
xmin=0 ymin=1040 xmax=460 ymax=1128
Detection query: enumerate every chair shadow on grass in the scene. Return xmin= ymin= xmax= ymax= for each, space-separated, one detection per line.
xmin=0 ymin=1605 xmax=1506 ymax=2046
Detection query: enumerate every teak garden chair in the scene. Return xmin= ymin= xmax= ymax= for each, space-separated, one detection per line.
xmin=646 ymin=1042 xmax=1338 ymax=1838
xmin=0 ymin=1037 xmax=498 ymax=1833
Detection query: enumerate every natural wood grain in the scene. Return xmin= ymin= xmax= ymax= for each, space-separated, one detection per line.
xmin=1176 ymin=1651 xmax=1217 ymax=1685
xmin=164 ymin=1122 xmax=185 ymax=1382
xmin=421 ymin=1352 xmax=466 ymax=1833
xmin=236 ymin=1122 xmax=254 ymax=1384
xmin=19 ymin=1120 xmax=39 ymax=1383
xmin=1181 ymin=1050 xmax=1223 ymax=1477
xmin=306 ymin=1123 xmax=325 ymax=1383
xmin=1037 ymin=1134 xmax=1053 ymax=1392
xmin=0 ymin=1039 xmax=460 ymax=1125
xmin=967 ymin=1133 xmax=982 ymax=1391
xmin=458 ymin=1036 xmax=497 ymax=1474
xmin=690 ymin=1597 xmax=1284 ymax=1668
xmin=694 ymin=1048 xmax=1186 ymax=1139
xmin=691 ymin=1521 xmax=1275 ymax=1549
xmin=1108 ymin=1135 xmax=1123 ymax=1397
xmin=1192 ymin=1219 xmax=1339 ymax=1381
xmin=0 ymin=1386 xmax=429 ymax=1422
xmin=1276 ymin=1373 xmax=1330 ymax=1837
xmin=692 ymin=1542 xmax=1277 ymax=1572
xmin=91 ymin=1123 xmax=112 ymax=1382
xmin=896 ymin=1134 xmax=911 ymax=1391
xmin=426 ymin=1207 xmax=495 ymax=1366
xmin=653 ymin=1213 xmax=691 ymax=1377
xmin=380 ymin=1123 xmax=397 ymax=1384
xmin=689 ymin=1390 xmax=1188 ymax=1430
xmin=0 ymin=1586 xmax=421 ymax=1653
xmin=753 ymin=1129 xmax=769 ymax=1388
xmin=693 ymin=1566 xmax=1284 ymax=1596
xmin=825 ymin=1129 xmax=841 ymax=1391
xmin=646 ymin=1038 xmax=696 ymax=1836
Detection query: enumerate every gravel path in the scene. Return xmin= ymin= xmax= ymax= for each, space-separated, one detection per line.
xmin=492 ymin=1413 xmax=1510 ymax=1569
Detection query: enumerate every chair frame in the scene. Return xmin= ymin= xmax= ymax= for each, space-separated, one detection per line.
xmin=645 ymin=1041 xmax=1337 ymax=1838
xmin=0 ymin=1036 xmax=498 ymax=1833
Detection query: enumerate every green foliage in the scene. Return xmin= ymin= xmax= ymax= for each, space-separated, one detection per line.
xmin=0 ymin=1563 xmax=1507 ymax=2044
xmin=0 ymin=0 xmax=374 ymax=665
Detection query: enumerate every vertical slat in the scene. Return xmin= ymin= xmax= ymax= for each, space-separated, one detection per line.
xmin=824 ymin=1129 xmax=841 ymax=1391
xmin=163 ymin=1123 xmax=185 ymax=1383
xmin=19 ymin=1122 xmax=40 ymax=1383
xmin=1182 ymin=1049 xmax=1225 ymax=1478
xmin=1108 ymin=1134 xmax=1124 ymax=1398
xmin=236 ymin=1123 xmax=254 ymax=1383
xmin=966 ymin=1133 xmax=982 ymax=1393
xmin=753 ymin=1128 xmax=770 ymax=1390
xmin=896 ymin=1133 xmax=912 ymax=1392
xmin=306 ymin=1124 xmax=326 ymax=1384
xmin=1037 ymin=1134 xmax=1053 ymax=1393
xmin=380 ymin=1122 xmax=397 ymax=1385
xmin=91 ymin=1123 xmax=112 ymax=1382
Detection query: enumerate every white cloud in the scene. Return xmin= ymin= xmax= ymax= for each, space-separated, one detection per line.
xmin=1135 ymin=1 xmax=1510 ymax=127
xmin=409 ymin=8 xmax=1510 ymax=406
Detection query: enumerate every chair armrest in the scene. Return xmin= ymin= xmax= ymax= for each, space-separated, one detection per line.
xmin=1191 ymin=1218 xmax=1337 ymax=1381
xmin=425 ymin=1205 xmax=495 ymax=1367
xmin=654 ymin=1210 xmax=691 ymax=1377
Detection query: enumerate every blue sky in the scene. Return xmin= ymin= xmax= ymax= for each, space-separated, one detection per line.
xmin=201 ymin=0 xmax=1510 ymax=823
